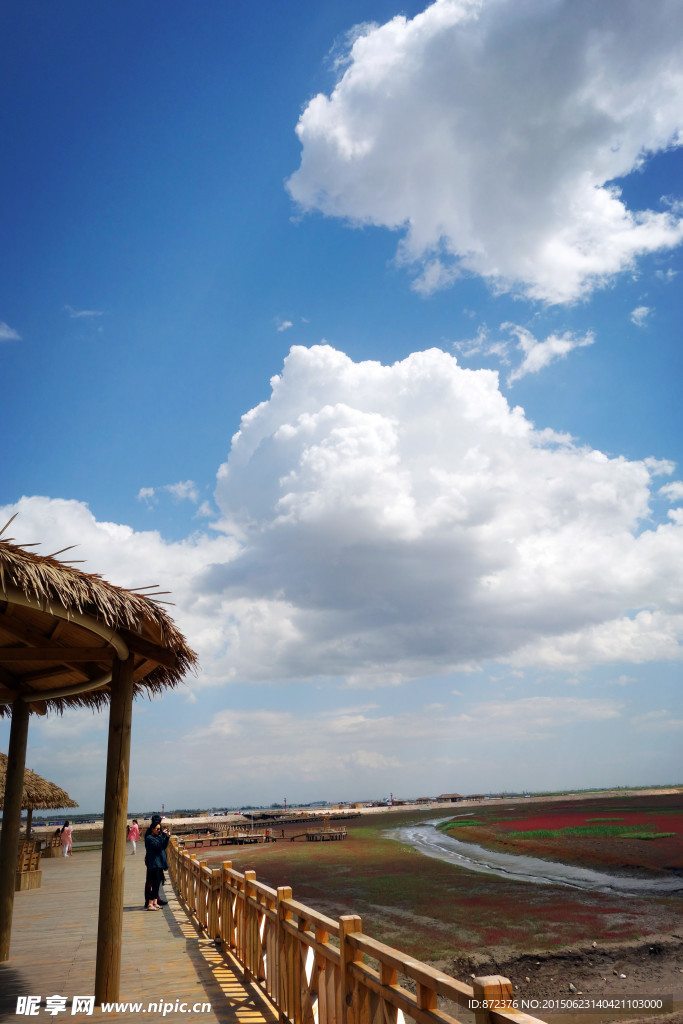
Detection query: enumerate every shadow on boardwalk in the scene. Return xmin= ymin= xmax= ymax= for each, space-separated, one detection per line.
xmin=0 ymin=848 xmax=278 ymax=1023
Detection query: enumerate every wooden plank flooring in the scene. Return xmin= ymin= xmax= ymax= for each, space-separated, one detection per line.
xmin=0 ymin=847 xmax=278 ymax=1023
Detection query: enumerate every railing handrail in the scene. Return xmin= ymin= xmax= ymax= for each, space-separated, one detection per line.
xmin=166 ymin=836 xmax=548 ymax=1024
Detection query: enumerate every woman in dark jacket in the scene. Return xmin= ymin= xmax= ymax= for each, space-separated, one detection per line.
xmin=144 ymin=814 xmax=170 ymax=910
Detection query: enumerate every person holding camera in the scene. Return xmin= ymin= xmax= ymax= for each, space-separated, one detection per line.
xmin=144 ymin=814 xmax=170 ymax=911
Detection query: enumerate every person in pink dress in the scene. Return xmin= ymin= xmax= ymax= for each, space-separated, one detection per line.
xmin=127 ymin=819 xmax=140 ymax=855
xmin=60 ymin=820 xmax=73 ymax=857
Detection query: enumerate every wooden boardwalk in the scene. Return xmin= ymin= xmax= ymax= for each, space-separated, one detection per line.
xmin=0 ymin=848 xmax=279 ymax=1023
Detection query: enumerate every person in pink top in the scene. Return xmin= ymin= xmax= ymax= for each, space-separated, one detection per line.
xmin=127 ymin=819 xmax=140 ymax=855
xmin=60 ymin=820 xmax=72 ymax=857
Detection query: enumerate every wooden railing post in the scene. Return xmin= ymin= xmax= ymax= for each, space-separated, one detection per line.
xmin=255 ymin=888 xmax=269 ymax=985
xmin=198 ymin=859 xmax=207 ymax=927
xmin=189 ymin=853 xmax=198 ymax=914
xmin=266 ymin=890 xmax=278 ymax=1001
xmin=338 ymin=915 xmax=362 ymax=1024
xmin=243 ymin=869 xmax=256 ymax=980
xmin=417 ymin=980 xmax=438 ymax=1012
xmin=294 ymin=911 xmax=309 ymax=1024
xmin=277 ymin=885 xmax=293 ymax=1023
xmin=178 ymin=847 xmax=186 ymax=903
xmin=221 ymin=861 xmax=233 ymax=954
xmin=209 ymin=867 xmax=221 ymax=939
xmin=316 ymin=923 xmax=332 ymax=1024
xmin=379 ymin=962 xmax=399 ymax=1024
xmin=472 ymin=975 xmax=514 ymax=1024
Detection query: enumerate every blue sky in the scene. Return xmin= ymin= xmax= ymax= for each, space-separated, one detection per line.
xmin=2 ymin=0 xmax=682 ymax=812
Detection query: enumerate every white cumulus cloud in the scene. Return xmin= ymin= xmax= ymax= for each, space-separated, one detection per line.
xmin=287 ymin=0 xmax=683 ymax=303
xmin=64 ymin=304 xmax=105 ymax=319
xmin=455 ymin=323 xmax=594 ymax=382
xmin=165 ymin=480 xmax=200 ymax=503
xmin=0 ymin=321 xmax=21 ymax=341
xmin=660 ymin=481 xmax=683 ymax=502
xmin=655 ymin=268 xmax=677 ymax=282
xmin=505 ymin=325 xmax=595 ymax=384
xmin=630 ymin=306 xmax=651 ymax=326
xmin=137 ymin=480 xmax=200 ymax=506
xmin=206 ymin=344 xmax=683 ymax=682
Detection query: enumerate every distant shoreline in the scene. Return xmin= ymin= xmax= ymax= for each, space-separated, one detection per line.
xmin=25 ymin=785 xmax=682 ymax=833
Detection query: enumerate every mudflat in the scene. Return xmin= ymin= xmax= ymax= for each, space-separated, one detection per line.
xmin=438 ymin=791 xmax=683 ymax=876
xmin=198 ymin=793 xmax=681 ymax=1024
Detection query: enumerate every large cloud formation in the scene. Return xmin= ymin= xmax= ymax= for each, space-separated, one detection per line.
xmin=287 ymin=0 xmax=683 ymax=303
xmin=206 ymin=344 xmax=683 ymax=683
xmin=5 ymin=345 xmax=683 ymax=687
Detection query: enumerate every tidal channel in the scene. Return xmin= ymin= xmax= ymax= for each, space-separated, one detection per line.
xmin=390 ymin=819 xmax=683 ymax=894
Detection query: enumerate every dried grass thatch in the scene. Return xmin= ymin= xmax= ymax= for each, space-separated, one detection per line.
xmin=0 ymin=752 xmax=78 ymax=810
xmin=0 ymin=517 xmax=198 ymax=716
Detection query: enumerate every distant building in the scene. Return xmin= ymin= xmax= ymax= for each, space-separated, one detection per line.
xmin=436 ymin=793 xmax=463 ymax=802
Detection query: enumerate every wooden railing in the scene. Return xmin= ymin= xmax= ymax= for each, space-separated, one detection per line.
xmin=167 ymin=838 xmax=546 ymax=1024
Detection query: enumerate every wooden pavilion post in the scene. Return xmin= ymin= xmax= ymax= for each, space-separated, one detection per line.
xmin=94 ymin=654 xmax=135 ymax=1005
xmin=0 ymin=697 xmax=30 ymax=961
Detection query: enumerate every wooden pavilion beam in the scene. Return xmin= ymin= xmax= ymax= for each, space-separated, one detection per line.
xmin=0 ymin=616 xmax=116 ymax=690
xmin=14 ymin=666 xmax=90 ymax=687
xmin=0 ymin=697 xmax=30 ymax=961
xmin=117 ymin=628 xmax=178 ymax=670
xmin=0 ymin=609 xmax=80 ymax=649
xmin=0 ymin=647 xmax=116 ymax=662
xmin=1 ymin=587 xmax=129 ymax=661
xmin=49 ymin=619 xmax=69 ymax=641
xmin=0 ymin=609 xmax=58 ymax=647
xmin=0 ymin=664 xmax=19 ymax=689
xmin=94 ymin=654 xmax=134 ymax=1005
xmin=132 ymin=658 xmax=155 ymax=682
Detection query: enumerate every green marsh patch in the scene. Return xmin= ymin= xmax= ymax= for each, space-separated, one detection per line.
xmin=507 ymin=825 xmax=674 ymax=840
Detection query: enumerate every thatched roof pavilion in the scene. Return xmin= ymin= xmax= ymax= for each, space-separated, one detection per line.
xmin=0 ymin=752 xmax=78 ymax=835
xmin=0 ymin=515 xmax=197 ymax=1002
xmin=0 ymin=518 xmax=195 ymax=713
